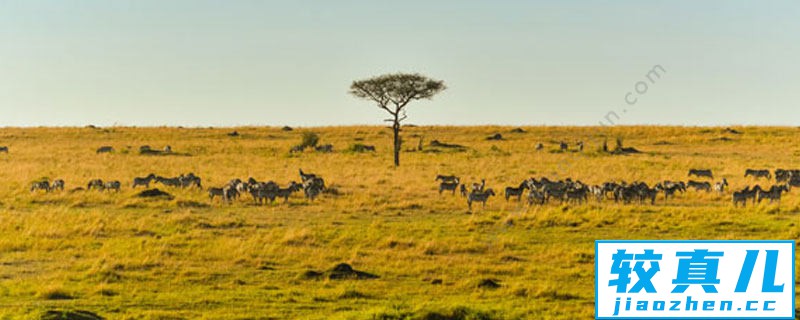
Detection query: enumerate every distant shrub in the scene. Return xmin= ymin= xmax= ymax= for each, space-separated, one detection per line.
xmin=301 ymin=132 xmax=320 ymax=148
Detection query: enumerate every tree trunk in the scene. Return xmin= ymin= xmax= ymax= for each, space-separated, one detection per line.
xmin=392 ymin=118 xmax=401 ymax=167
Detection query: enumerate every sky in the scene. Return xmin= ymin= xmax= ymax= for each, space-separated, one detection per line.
xmin=1 ymin=1 xmax=798 ymax=127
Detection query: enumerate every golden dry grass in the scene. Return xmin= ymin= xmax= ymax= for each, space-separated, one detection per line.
xmin=0 ymin=125 xmax=798 ymax=319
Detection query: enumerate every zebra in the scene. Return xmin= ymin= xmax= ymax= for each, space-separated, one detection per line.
xmin=50 ymin=179 xmax=65 ymax=192
xmin=590 ymin=185 xmax=605 ymax=202
xmin=303 ymin=183 xmax=324 ymax=201
xmin=208 ymin=187 xmax=226 ymax=202
xmin=565 ymin=187 xmax=589 ymax=204
xmin=790 ymin=176 xmax=800 ymax=188
xmin=757 ymin=185 xmax=789 ymax=204
xmin=527 ymin=189 xmax=546 ymax=205
xmin=87 ymin=179 xmax=105 ymax=191
xmin=460 ymin=184 xmax=468 ymax=197
xmin=535 ymin=143 xmax=544 ymax=151
xmin=577 ymin=141 xmax=584 ymax=152
xmin=96 ymin=146 xmax=114 ymax=154
xmin=290 ymin=145 xmax=306 ymax=153
xmin=0 ymin=146 xmax=7 ymax=153
xmin=103 ymin=180 xmax=121 ymax=192
xmin=732 ymin=186 xmax=760 ymax=207
xmin=439 ymin=179 xmax=460 ymax=195
xmin=688 ymin=169 xmax=714 ymax=179
xmin=713 ymin=178 xmax=728 ymax=193
xmin=179 ymin=174 xmax=202 ymax=189
xmin=163 ymin=145 xmax=172 ymax=153
xmin=504 ymin=182 xmax=528 ymax=201
xmin=155 ymin=176 xmax=182 ymax=187
xmin=745 ymin=169 xmax=771 ymax=179
xmin=775 ymin=169 xmax=799 ymax=183
xmin=559 ymin=141 xmax=568 ymax=151
xmin=687 ymin=180 xmax=711 ymax=192
xmin=467 ymin=189 xmax=495 ymax=210
xmin=132 ymin=174 xmax=156 ymax=188
xmin=30 ymin=180 xmax=51 ymax=193
xmin=274 ymin=182 xmax=302 ymax=203
xmin=435 ymin=175 xmax=459 ymax=183
xmin=471 ymin=179 xmax=486 ymax=193
xmin=315 ymin=144 xmax=333 ymax=153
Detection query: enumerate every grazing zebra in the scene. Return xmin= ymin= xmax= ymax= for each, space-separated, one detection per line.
xmin=527 ymin=189 xmax=546 ymax=205
xmin=435 ymin=175 xmax=459 ymax=183
xmin=0 ymin=146 xmax=7 ymax=153
xmin=758 ymin=185 xmax=789 ymax=204
xmin=439 ymin=179 xmax=460 ymax=195
xmin=103 ymin=180 xmax=121 ymax=192
xmin=688 ymin=169 xmax=714 ymax=179
xmin=87 ymin=179 xmax=105 ymax=191
xmin=504 ymin=182 xmax=528 ymax=201
xmin=315 ymin=144 xmax=333 ymax=153
xmin=713 ymin=178 xmax=728 ymax=193
xmin=179 ymin=174 xmax=202 ymax=189
xmin=467 ymin=189 xmax=495 ymax=210
xmin=290 ymin=145 xmax=306 ymax=153
xmin=96 ymin=146 xmax=113 ymax=154
xmin=687 ymin=180 xmax=711 ymax=192
xmin=132 ymin=174 xmax=156 ymax=188
xmin=30 ymin=180 xmax=51 ymax=193
xmin=155 ymin=176 xmax=181 ymax=187
xmin=50 ymin=179 xmax=65 ymax=191
xmin=744 ymin=169 xmax=771 ymax=179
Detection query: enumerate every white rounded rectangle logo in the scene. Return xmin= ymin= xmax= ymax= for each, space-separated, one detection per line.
xmin=595 ymin=240 xmax=795 ymax=319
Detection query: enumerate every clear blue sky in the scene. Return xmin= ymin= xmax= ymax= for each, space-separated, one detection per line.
xmin=1 ymin=1 xmax=798 ymax=127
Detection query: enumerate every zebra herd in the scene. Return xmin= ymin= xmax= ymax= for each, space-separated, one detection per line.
xmin=207 ymin=169 xmax=325 ymax=205
xmin=28 ymin=170 xmax=327 ymax=205
xmin=437 ymin=168 xmax=800 ymax=210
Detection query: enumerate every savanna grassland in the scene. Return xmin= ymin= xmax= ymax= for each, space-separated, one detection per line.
xmin=0 ymin=125 xmax=799 ymax=320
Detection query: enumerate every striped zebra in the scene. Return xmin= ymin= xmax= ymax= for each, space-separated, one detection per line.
xmin=50 ymin=179 xmax=65 ymax=191
xmin=208 ymin=187 xmax=226 ymax=202
xmin=527 ymin=189 xmax=546 ymax=205
xmin=732 ymin=186 xmax=760 ymax=207
xmin=155 ymin=176 xmax=182 ymax=187
xmin=687 ymin=180 xmax=711 ymax=192
xmin=275 ymin=182 xmax=302 ymax=203
xmin=104 ymin=180 xmax=121 ymax=192
xmin=435 ymin=175 xmax=459 ymax=183
xmin=713 ymin=178 xmax=728 ymax=193
xmin=30 ymin=180 xmax=51 ymax=193
xmin=439 ymin=179 xmax=460 ymax=195
xmin=757 ymin=185 xmax=789 ymax=204
xmin=504 ymin=182 xmax=528 ymax=201
xmin=132 ymin=174 xmax=156 ymax=188
xmin=744 ymin=169 xmax=771 ymax=179
xmin=467 ymin=189 xmax=495 ymax=210
xmin=87 ymin=179 xmax=105 ymax=191
xmin=688 ymin=169 xmax=713 ymax=179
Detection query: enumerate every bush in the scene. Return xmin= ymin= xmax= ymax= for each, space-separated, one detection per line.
xmin=301 ymin=132 xmax=320 ymax=148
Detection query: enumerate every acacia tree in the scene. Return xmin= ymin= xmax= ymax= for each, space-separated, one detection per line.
xmin=349 ymin=73 xmax=446 ymax=167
